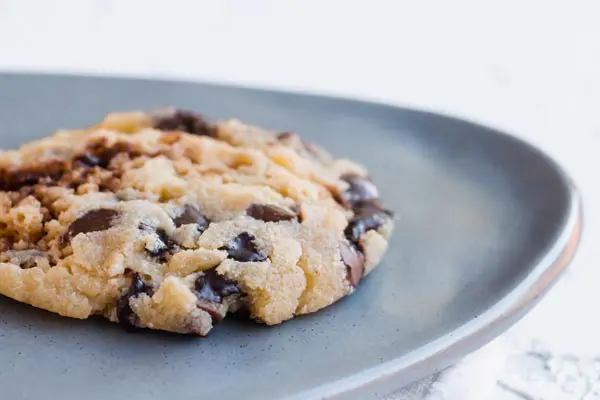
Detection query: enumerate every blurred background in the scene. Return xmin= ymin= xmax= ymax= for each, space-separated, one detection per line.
xmin=1 ymin=1 xmax=598 ymax=398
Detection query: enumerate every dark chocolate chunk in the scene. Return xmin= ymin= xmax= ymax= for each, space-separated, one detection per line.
xmin=195 ymin=269 xmax=241 ymax=304
xmin=154 ymin=109 xmax=215 ymax=137
xmin=0 ymin=161 xmax=68 ymax=191
xmin=116 ymin=271 xmax=154 ymax=331
xmin=173 ymin=205 xmax=210 ymax=232
xmin=246 ymin=203 xmax=296 ymax=223
xmin=290 ymin=203 xmax=303 ymax=223
xmin=73 ymin=152 xmax=101 ymax=168
xmin=276 ymin=131 xmax=295 ymax=141
xmin=148 ymin=228 xmax=172 ymax=258
xmin=340 ymin=242 xmax=365 ymax=287
xmin=115 ymin=297 xmax=137 ymax=330
xmin=337 ymin=174 xmax=379 ymax=208
xmin=344 ymin=201 xmax=393 ymax=245
xmin=335 ymin=174 xmax=393 ymax=246
xmin=74 ymin=141 xmax=141 ymax=169
xmin=66 ymin=209 xmax=120 ymax=241
xmin=139 ymin=224 xmax=176 ymax=261
xmin=219 ymin=232 xmax=267 ymax=262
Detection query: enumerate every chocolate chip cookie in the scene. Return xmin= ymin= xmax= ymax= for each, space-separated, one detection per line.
xmin=0 ymin=108 xmax=393 ymax=336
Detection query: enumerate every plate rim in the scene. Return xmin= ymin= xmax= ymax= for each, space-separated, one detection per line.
xmin=0 ymin=72 xmax=584 ymax=399
xmin=297 ymin=189 xmax=582 ymax=399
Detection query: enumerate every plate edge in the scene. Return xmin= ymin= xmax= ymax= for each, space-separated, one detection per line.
xmin=290 ymin=185 xmax=583 ymax=400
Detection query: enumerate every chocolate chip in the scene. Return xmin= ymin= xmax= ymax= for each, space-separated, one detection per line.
xmin=290 ymin=203 xmax=303 ymax=223
xmin=0 ymin=161 xmax=68 ymax=191
xmin=66 ymin=209 xmax=120 ymax=241
xmin=335 ymin=174 xmax=393 ymax=247
xmin=116 ymin=298 xmax=137 ymax=330
xmin=219 ymin=232 xmax=267 ymax=262
xmin=149 ymin=228 xmax=173 ymax=258
xmin=74 ymin=141 xmax=141 ymax=169
xmin=195 ymin=269 xmax=241 ymax=304
xmin=336 ymin=174 xmax=379 ymax=208
xmin=344 ymin=201 xmax=393 ymax=245
xmin=276 ymin=132 xmax=295 ymax=140
xmin=73 ymin=152 xmax=101 ymax=168
xmin=116 ymin=271 xmax=154 ymax=331
xmin=246 ymin=204 xmax=296 ymax=223
xmin=340 ymin=242 xmax=365 ymax=287
xmin=154 ymin=109 xmax=215 ymax=137
xmin=173 ymin=205 xmax=210 ymax=232
xmin=139 ymin=224 xmax=176 ymax=261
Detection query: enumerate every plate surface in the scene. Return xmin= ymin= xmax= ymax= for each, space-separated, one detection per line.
xmin=0 ymin=73 xmax=581 ymax=400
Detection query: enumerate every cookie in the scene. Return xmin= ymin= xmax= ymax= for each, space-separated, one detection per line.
xmin=0 ymin=108 xmax=393 ymax=336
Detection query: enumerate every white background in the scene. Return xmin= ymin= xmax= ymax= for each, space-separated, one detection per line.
xmin=1 ymin=1 xmax=599 ymax=398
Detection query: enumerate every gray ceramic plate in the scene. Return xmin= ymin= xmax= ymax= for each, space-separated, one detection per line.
xmin=0 ymin=73 xmax=581 ymax=400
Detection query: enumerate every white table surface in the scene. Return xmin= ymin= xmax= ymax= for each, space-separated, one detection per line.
xmin=1 ymin=1 xmax=599 ymax=398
